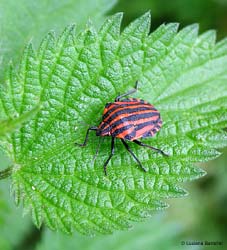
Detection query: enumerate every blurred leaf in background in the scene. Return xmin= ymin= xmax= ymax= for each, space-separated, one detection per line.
xmin=0 ymin=183 xmax=32 ymax=250
xmin=0 ymin=0 xmax=117 ymax=81
xmin=0 ymin=151 xmax=32 ymax=250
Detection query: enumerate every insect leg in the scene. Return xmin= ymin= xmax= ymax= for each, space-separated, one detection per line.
xmin=92 ymin=137 xmax=103 ymax=166
xmin=103 ymin=137 xmax=115 ymax=175
xmin=121 ymin=139 xmax=147 ymax=172
xmin=75 ymin=126 xmax=97 ymax=147
xmin=115 ymin=81 xmax=139 ymax=101
xmin=133 ymin=140 xmax=169 ymax=156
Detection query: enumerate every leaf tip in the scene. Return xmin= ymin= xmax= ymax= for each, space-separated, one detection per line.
xmin=166 ymin=22 xmax=180 ymax=29
xmin=139 ymin=10 xmax=151 ymax=26
xmin=108 ymin=12 xmax=124 ymax=26
xmin=199 ymin=29 xmax=217 ymax=45
xmin=113 ymin=11 xmax=124 ymax=19
xmin=196 ymin=167 xmax=207 ymax=178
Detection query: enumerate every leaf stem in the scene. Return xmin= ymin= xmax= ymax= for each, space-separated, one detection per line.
xmin=0 ymin=166 xmax=13 ymax=180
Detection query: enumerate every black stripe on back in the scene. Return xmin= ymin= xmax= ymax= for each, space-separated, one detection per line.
xmin=135 ymin=119 xmax=161 ymax=131
xmin=103 ymin=102 xmax=152 ymax=120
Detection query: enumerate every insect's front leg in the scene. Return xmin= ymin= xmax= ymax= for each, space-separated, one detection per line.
xmin=75 ymin=126 xmax=97 ymax=147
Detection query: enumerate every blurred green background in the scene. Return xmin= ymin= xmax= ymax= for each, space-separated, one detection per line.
xmin=112 ymin=0 xmax=227 ymax=39
xmin=0 ymin=0 xmax=227 ymax=249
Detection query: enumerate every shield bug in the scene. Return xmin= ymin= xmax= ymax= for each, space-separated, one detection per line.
xmin=76 ymin=81 xmax=168 ymax=175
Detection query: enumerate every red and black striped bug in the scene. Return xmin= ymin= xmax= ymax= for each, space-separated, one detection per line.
xmin=76 ymin=81 xmax=168 ymax=175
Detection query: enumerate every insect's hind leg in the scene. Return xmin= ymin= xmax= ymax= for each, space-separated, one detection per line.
xmin=115 ymin=81 xmax=139 ymax=101
xmin=121 ymin=139 xmax=147 ymax=172
xmin=133 ymin=140 xmax=169 ymax=156
xmin=103 ymin=137 xmax=115 ymax=175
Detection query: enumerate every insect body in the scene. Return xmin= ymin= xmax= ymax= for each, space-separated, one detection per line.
xmin=97 ymin=98 xmax=162 ymax=140
xmin=76 ymin=81 xmax=168 ymax=175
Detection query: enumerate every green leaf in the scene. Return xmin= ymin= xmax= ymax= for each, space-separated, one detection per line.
xmin=0 ymin=0 xmax=117 ymax=81
xmin=0 ymin=105 xmax=40 ymax=138
xmin=1 ymin=12 xmax=227 ymax=235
